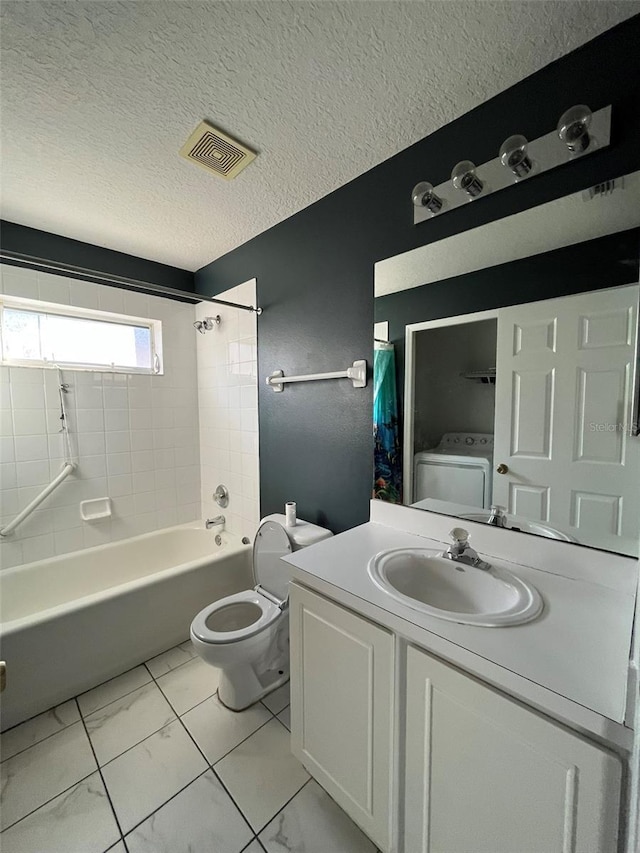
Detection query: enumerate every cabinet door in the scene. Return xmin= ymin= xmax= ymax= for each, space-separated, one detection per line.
xmin=290 ymin=583 xmax=395 ymax=852
xmin=405 ymin=645 xmax=621 ymax=853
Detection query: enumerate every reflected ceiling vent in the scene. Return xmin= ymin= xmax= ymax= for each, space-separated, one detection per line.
xmin=582 ymin=177 xmax=624 ymax=201
xmin=179 ymin=120 xmax=257 ymax=180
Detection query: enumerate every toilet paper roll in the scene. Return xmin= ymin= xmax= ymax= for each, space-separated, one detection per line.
xmin=285 ymin=501 xmax=297 ymax=527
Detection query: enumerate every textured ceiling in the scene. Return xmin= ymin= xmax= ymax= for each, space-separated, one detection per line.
xmin=1 ymin=1 xmax=638 ymax=271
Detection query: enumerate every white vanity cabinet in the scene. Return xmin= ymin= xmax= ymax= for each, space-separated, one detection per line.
xmin=290 ymin=582 xmax=624 ymax=853
xmin=289 ymin=582 xmax=395 ymax=852
xmin=406 ymin=644 xmax=622 ymax=853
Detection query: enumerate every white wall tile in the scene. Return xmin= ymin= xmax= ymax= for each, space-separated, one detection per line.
xmin=13 ymin=409 xmax=47 ymax=436
xmin=17 ymin=460 xmax=51 ymax=488
xmin=14 ymin=435 xmax=49 ymax=462
xmin=107 ymin=452 xmax=132 ymax=476
xmin=0 ymin=265 xmax=205 ymax=567
xmin=106 ymin=431 xmax=131 ymax=454
xmin=196 ymin=281 xmax=259 ymax=537
xmin=11 ymin=383 xmax=45 ymax=409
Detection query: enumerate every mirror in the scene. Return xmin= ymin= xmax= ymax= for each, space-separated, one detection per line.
xmin=374 ymin=170 xmax=640 ymax=556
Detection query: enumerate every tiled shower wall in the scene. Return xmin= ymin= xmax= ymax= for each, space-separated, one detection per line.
xmin=0 ymin=264 xmax=201 ymax=569
xmin=197 ymin=280 xmax=259 ymax=538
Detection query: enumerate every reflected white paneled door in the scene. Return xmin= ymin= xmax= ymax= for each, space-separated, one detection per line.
xmin=289 ymin=583 xmax=395 ymax=853
xmin=494 ymin=283 xmax=640 ymax=554
xmin=404 ymin=645 xmax=622 ymax=853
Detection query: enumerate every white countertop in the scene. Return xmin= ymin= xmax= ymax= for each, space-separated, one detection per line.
xmin=283 ymin=516 xmax=637 ymax=740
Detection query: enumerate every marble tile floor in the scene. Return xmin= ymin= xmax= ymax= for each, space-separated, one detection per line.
xmin=1 ymin=640 xmax=378 ymax=853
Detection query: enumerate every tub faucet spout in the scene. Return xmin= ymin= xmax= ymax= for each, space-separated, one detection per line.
xmin=206 ymin=515 xmax=225 ymax=530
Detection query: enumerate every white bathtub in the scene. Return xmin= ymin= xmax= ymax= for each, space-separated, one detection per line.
xmin=0 ymin=522 xmax=253 ymax=730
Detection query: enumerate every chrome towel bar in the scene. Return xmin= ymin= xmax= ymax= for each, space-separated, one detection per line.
xmin=266 ymin=360 xmax=367 ymax=392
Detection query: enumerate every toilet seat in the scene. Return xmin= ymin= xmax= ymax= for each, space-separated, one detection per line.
xmin=191 ymin=590 xmax=281 ymax=645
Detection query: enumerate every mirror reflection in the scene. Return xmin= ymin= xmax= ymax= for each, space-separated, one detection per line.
xmin=374 ymin=171 xmax=640 ymax=556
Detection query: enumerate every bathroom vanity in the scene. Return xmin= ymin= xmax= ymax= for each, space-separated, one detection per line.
xmin=283 ymin=502 xmax=638 ymax=853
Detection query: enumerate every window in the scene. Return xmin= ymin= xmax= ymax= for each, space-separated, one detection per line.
xmin=0 ymin=297 xmax=162 ymax=374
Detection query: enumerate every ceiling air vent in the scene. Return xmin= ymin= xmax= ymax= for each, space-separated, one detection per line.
xmin=179 ymin=120 xmax=256 ymax=180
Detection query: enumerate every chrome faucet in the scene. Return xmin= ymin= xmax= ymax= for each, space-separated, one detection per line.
xmin=205 ymin=515 xmax=225 ymax=530
xmin=443 ymin=528 xmax=492 ymax=571
xmin=487 ymin=505 xmax=508 ymax=528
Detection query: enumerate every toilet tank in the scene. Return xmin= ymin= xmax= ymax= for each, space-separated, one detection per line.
xmin=261 ymin=514 xmax=333 ymax=551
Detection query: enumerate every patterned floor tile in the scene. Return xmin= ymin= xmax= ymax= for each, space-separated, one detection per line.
xmin=215 ymin=719 xmax=309 ymax=831
xmin=101 ymin=719 xmax=207 ymax=833
xmin=125 ymin=769 xmax=252 ymax=853
xmin=84 ymin=682 xmax=175 ymax=765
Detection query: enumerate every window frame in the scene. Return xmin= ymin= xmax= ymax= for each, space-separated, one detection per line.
xmin=0 ymin=295 xmax=163 ymax=375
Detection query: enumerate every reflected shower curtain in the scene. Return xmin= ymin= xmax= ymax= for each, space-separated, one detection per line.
xmin=373 ymin=343 xmax=402 ymax=503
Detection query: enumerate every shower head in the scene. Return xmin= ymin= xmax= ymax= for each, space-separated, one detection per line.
xmin=193 ymin=316 xmax=221 ymax=334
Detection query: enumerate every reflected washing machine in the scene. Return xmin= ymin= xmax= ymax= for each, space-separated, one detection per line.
xmin=413 ymin=433 xmax=494 ymax=508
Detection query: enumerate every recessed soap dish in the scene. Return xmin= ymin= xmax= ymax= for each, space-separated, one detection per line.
xmin=80 ymin=497 xmax=112 ymax=522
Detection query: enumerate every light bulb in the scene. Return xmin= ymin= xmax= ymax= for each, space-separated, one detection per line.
xmin=557 ymin=104 xmax=592 ymax=153
xmin=499 ymin=135 xmax=532 ymax=178
xmin=411 ymin=181 xmax=443 ymax=214
xmin=451 ymin=160 xmax=483 ymax=198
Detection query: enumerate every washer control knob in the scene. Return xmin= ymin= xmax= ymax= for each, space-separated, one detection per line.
xmin=465 ymin=437 xmax=474 ymax=445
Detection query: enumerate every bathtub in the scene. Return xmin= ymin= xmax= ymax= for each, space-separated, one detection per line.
xmin=0 ymin=522 xmax=253 ymax=730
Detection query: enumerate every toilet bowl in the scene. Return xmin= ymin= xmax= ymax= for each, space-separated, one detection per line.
xmin=190 ymin=514 xmax=332 ymax=711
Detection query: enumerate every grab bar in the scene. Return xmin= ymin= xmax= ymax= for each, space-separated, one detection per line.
xmin=266 ymin=360 xmax=367 ymax=392
xmin=0 ymin=462 xmax=76 ymax=537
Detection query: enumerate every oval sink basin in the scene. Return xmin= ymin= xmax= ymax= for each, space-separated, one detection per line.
xmin=368 ymin=548 xmax=543 ymax=627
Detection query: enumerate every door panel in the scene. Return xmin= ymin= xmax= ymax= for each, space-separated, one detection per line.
xmin=494 ymin=284 xmax=639 ymax=553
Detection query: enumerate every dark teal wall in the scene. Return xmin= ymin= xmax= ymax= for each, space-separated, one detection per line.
xmin=195 ymin=15 xmax=640 ymax=534
xmin=0 ymin=221 xmax=194 ymax=293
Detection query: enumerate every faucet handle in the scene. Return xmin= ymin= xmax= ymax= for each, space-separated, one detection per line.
xmin=449 ymin=527 xmax=470 ymax=544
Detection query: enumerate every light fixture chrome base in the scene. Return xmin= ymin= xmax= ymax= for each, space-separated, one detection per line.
xmin=414 ymin=105 xmax=612 ymax=225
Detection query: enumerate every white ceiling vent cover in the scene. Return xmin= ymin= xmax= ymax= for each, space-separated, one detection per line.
xmin=179 ymin=120 xmax=257 ymax=180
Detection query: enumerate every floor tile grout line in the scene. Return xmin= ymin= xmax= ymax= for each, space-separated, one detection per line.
xmin=2 ymin=646 xmax=296 ymax=848
xmin=0 ymin=646 xmax=187 ymax=742
xmin=75 ymin=657 xmax=160 ymax=715
xmin=209 ymin=763 xmax=266 ymax=840
xmin=75 ymin=697 xmax=127 ymax=848
xmin=146 ymin=646 xmax=198 ymax=680
xmin=208 ymin=719 xmax=311 ymax=841
xmin=80 ymin=677 xmax=155 ymax=721
xmin=253 ymin=776 xmax=313 ymax=839
xmin=0 ymin=697 xmax=77 ymax=734
xmin=97 ymin=714 xmax=178 ymax=770
xmin=143 ymin=660 xmax=213 ymax=720
xmin=0 ymin=713 xmax=82 ymax=765
xmin=142 ymin=662 xmax=258 ymax=840
xmin=120 ymin=767 xmax=211 ymax=839
xmin=0 ymin=763 xmax=98 ymax=834
xmin=208 ymin=711 xmax=275 ymax=768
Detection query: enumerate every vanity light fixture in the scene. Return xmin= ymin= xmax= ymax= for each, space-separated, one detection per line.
xmin=411 ymin=182 xmax=444 ymax=214
xmin=499 ymin=135 xmax=533 ymax=179
xmin=557 ymin=104 xmax=593 ymax=153
xmin=451 ymin=161 xmax=484 ymax=198
xmin=412 ymin=104 xmax=611 ymax=226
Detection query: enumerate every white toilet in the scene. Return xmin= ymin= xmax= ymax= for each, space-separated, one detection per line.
xmin=190 ymin=514 xmax=332 ymax=711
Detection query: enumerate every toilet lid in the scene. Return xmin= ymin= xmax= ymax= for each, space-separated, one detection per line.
xmin=253 ymin=519 xmax=293 ymax=603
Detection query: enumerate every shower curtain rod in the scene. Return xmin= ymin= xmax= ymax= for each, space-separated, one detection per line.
xmin=0 ymin=251 xmax=263 ymax=315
